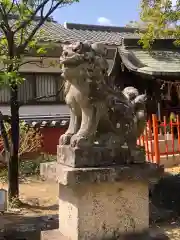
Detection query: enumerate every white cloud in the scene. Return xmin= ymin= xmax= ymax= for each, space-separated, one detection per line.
xmin=97 ymin=17 xmax=112 ymax=26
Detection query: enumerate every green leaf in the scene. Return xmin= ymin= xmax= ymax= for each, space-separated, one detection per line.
xmin=37 ymin=47 xmax=47 ymax=54
xmin=139 ymin=0 xmax=180 ymax=49
xmin=0 ymin=0 xmax=79 ymax=87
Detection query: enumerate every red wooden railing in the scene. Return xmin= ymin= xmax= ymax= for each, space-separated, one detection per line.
xmin=138 ymin=114 xmax=180 ymax=165
xmin=0 ymin=114 xmax=179 ymax=166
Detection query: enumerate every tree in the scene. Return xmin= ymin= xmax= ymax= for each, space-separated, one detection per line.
xmin=139 ymin=0 xmax=180 ymax=49
xmin=0 ymin=0 xmax=79 ymax=203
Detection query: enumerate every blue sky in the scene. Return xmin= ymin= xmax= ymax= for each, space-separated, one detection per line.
xmin=52 ymin=0 xmax=177 ymax=26
xmin=52 ymin=0 xmax=141 ymax=26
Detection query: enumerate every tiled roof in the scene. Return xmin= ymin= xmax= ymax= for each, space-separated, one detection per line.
xmin=120 ymin=48 xmax=180 ymax=76
xmin=24 ymin=118 xmax=69 ymax=128
xmin=119 ymin=38 xmax=180 ymax=76
xmin=32 ymin=22 xmax=140 ymax=45
xmin=0 ymin=17 xmax=176 ymax=46
xmin=2 ymin=112 xmax=70 ymax=128
xmin=3 ymin=18 xmax=140 ymax=45
xmin=61 ymin=23 xmax=140 ymax=45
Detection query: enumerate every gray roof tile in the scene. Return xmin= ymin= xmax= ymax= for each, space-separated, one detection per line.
xmin=119 ymin=47 xmax=180 ymax=76
xmin=1 ymin=18 xmax=139 ymax=45
xmin=62 ymin=23 xmax=139 ymax=45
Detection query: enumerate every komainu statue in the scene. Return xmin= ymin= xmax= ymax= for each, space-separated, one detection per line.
xmin=59 ymin=41 xmax=147 ymax=161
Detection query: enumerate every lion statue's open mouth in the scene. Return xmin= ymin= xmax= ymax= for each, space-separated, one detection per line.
xmin=60 ymin=42 xmax=90 ymax=68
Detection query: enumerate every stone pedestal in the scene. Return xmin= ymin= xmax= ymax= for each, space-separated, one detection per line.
xmin=41 ymin=145 xmax=163 ymax=240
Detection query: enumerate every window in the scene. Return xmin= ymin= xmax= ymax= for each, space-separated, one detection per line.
xmin=18 ymin=75 xmax=34 ymax=103
xmin=36 ymin=74 xmax=57 ymax=102
xmin=57 ymin=76 xmax=64 ymax=102
xmin=0 ymin=73 xmax=63 ymax=104
xmin=0 ymin=86 xmax=10 ymax=103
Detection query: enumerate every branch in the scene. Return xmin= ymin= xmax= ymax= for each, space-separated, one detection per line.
xmin=0 ymin=20 xmax=8 ymax=37
xmin=0 ymin=111 xmax=10 ymax=157
xmin=19 ymin=80 xmax=65 ymax=107
xmin=35 ymin=80 xmax=65 ymax=100
xmin=17 ymin=0 xmax=65 ymax=53
xmin=14 ymin=0 xmax=50 ymax=34
xmin=0 ymin=3 xmax=12 ymax=32
xmin=19 ymin=130 xmax=42 ymax=157
xmin=7 ymin=0 xmax=15 ymax=15
xmin=17 ymin=59 xmax=43 ymax=68
xmin=15 ymin=57 xmax=58 ymax=71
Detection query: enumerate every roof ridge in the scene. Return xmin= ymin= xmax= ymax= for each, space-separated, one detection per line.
xmin=64 ymin=22 xmax=139 ymax=33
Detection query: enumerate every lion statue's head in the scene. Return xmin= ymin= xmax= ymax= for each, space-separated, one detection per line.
xmin=60 ymin=42 xmax=109 ymax=82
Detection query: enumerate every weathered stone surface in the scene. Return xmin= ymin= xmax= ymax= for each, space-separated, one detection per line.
xmin=53 ymin=163 xmax=163 ymax=239
xmin=58 ymin=180 xmax=148 ymax=239
xmin=41 ymin=229 xmax=169 ymax=240
xmin=59 ymin=41 xmax=147 ymax=161
xmin=57 ymin=145 xmax=145 ymax=168
xmin=56 ymin=162 xmax=163 ymax=186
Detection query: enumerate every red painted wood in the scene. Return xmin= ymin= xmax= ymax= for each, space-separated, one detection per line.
xmin=40 ymin=127 xmax=67 ymax=155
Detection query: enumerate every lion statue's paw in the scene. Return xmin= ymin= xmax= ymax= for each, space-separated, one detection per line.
xmin=70 ymin=134 xmax=92 ymax=148
xmin=59 ymin=133 xmax=72 ymax=145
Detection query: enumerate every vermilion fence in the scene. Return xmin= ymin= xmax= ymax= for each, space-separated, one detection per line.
xmin=138 ymin=114 xmax=180 ymax=166
xmin=0 ymin=114 xmax=179 ymax=166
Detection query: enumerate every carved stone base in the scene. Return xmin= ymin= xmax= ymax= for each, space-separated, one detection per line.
xmin=57 ymin=145 xmax=145 ymax=168
xmin=58 ymin=181 xmax=148 ymax=239
xmin=43 ymin=163 xmax=163 ymax=240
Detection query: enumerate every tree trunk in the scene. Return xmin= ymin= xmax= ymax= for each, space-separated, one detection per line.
xmin=8 ymin=84 xmax=19 ymax=202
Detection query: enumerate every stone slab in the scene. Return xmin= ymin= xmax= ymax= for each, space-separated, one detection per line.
xmin=57 ymin=145 xmax=145 ymax=168
xmin=56 ymin=162 xmax=164 ymax=186
xmin=40 ymin=161 xmax=162 ymax=184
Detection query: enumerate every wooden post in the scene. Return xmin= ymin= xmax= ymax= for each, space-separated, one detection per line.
xmin=152 ymin=114 xmax=160 ymax=165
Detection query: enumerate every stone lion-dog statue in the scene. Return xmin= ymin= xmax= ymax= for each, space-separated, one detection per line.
xmin=59 ymin=41 xmax=147 ymax=159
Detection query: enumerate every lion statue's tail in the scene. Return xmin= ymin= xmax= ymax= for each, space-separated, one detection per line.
xmin=122 ymin=87 xmax=147 ymax=138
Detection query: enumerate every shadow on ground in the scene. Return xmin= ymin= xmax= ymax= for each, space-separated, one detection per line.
xmin=20 ymin=202 xmax=58 ymax=211
xmin=0 ymin=212 xmax=58 ymax=240
xmin=151 ymin=173 xmax=180 ymax=214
